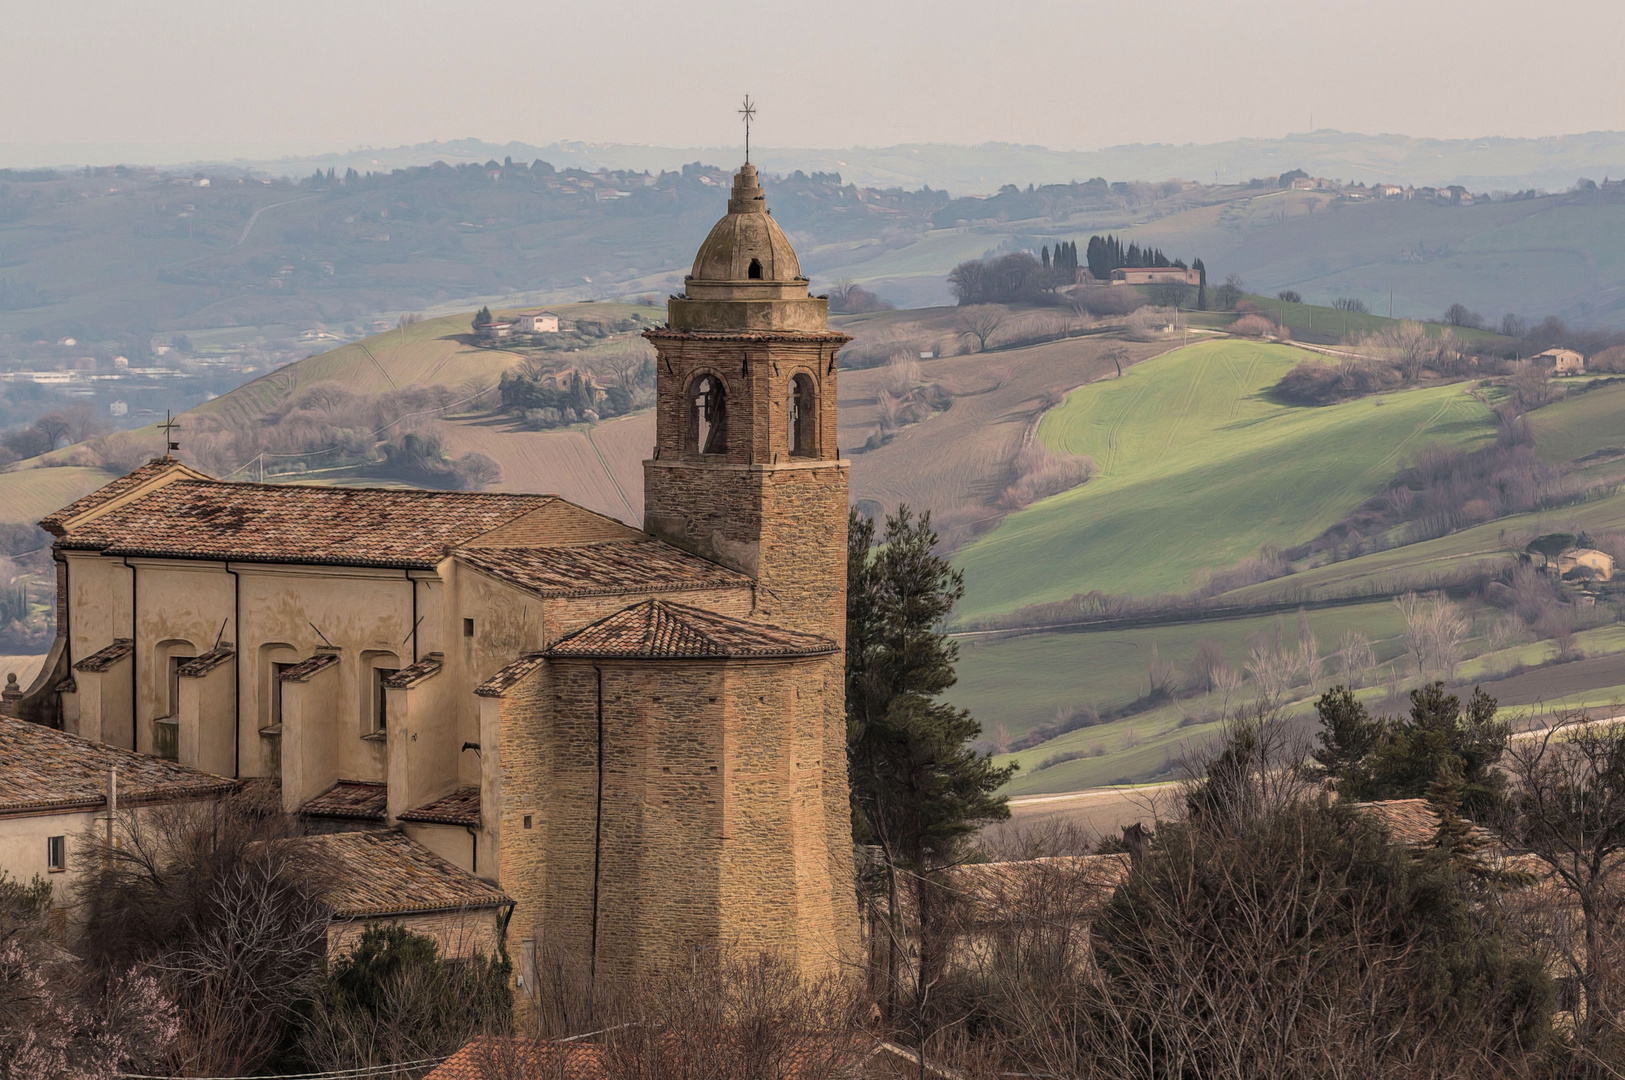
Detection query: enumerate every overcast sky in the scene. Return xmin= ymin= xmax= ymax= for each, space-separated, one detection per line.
xmin=5 ymin=0 xmax=1623 ymax=161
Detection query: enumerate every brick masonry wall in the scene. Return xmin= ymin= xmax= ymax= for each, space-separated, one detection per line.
xmin=503 ymin=656 xmax=851 ymax=985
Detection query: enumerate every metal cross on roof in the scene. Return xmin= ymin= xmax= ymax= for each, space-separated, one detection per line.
xmin=159 ymin=409 xmax=181 ymax=454
xmin=739 ymin=95 xmax=756 ymax=163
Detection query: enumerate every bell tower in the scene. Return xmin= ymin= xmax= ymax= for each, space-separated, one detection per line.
xmin=642 ymin=163 xmax=850 ymax=645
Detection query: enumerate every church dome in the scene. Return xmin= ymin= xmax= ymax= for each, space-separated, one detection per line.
xmin=689 ymin=164 xmax=802 ymax=283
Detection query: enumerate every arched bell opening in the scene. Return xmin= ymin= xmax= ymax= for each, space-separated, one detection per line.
xmin=747 ymin=257 xmax=763 ymax=280
xmin=788 ymin=374 xmax=817 ymax=457
xmin=689 ymin=374 xmax=727 ymax=455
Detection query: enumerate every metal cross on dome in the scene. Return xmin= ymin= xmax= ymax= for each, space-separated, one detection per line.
xmin=739 ymin=95 xmax=756 ymax=163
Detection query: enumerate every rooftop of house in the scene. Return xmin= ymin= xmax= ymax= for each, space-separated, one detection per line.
xmin=289 ymin=829 xmax=509 ymax=918
xmin=473 ymin=654 xmax=547 ymax=698
xmin=455 ymin=541 xmax=751 ymax=600
xmin=399 ymin=786 xmax=481 ymax=827
xmin=300 ymin=780 xmax=387 ymax=822
xmin=545 ymin=599 xmax=837 ymax=660
xmin=0 ymin=715 xmax=235 ymax=816
xmin=49 ymin=473 xmax=559 ymax=569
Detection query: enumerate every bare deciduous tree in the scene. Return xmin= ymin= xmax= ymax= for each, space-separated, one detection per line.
xmin=73 ymin=788 xmax=330 ymax=1077
xmin=956 ymin=305 xmax=1008 ymax=353
xmin=1499 ymin=711 xmax=1625 ymax=1042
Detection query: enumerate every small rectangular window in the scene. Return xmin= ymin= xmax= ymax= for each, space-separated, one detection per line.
xmin=46 ymin=835 xmax=65 ymax=872
xmin=520 ymin=938 xmax=536 ymax=997
xmin=523 ymin=814 xmax=533 ymax=830
xmin=463 ymin=618 xmax=475 ymax=638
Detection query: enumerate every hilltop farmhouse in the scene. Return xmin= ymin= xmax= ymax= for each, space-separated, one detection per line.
xmin=9 ymin=162 xmax=859 ymax=990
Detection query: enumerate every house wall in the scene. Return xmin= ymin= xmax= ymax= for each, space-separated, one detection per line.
xmin=0 ymin=808 xmax=98 ymax=904
xmin=402 ymin=821 xmax=477 ymax=873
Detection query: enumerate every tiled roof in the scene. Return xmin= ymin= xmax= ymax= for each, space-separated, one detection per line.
xmin=0 ymin=715 xmax=235 ymax=815
xmin=381 ymin=653 xmax=442 ymax=689
xmin=1353 ymin=798 xmax=1497 ymax=849
xmin=474 ymin=654 xmax=546 ymax=697
xmin=73 ymin=639 xmax=133 ymax=673
xmin=301 ymin=780 xmax=387 ymax=822
xmin=545 ymin=600 xmax=836 ymax=660
xmin=292 ymin=830 xmax=510 ymax=917
xmin=176 ymin=646 xmax=234 ymax=677
xmin=425 ymin=1037 xmax=605 ymax=1080
xmin=399 ymin=786 xmax=480 ymax=827
xmin=53 ymin=478 xmax=555 ymax=569
xmin=280 ymin=652 xmax=340 ymax=683
xmin=456 ymin=541 xmax=750 ymax=599
xmin=39 ymin=458 xmax=206 ymax=535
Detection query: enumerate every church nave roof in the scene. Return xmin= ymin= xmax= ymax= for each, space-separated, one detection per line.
xmin=544 ymin=599 xmax=836 ymax=660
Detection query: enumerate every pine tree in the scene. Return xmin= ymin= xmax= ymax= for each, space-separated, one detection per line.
xmin=846 ymin=506 xmax=1014 ymax=1013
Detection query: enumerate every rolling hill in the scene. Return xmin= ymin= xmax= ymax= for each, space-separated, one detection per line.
xmin=951 ymin=340 xmax=1499 ymax=622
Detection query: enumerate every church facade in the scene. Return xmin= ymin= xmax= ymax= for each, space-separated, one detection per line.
xmin=18 ymin=163 xmax=859 ymax=987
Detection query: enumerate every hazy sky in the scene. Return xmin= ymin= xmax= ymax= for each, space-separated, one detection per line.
xmin=6 ymin=0 xmax=1624 ymax=160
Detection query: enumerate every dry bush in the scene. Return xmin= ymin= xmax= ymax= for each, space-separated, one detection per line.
xmin=1125 ymin=306 xmax=1182 ymax=341
xmin=1070 ymin=287 xmax=1146 ymax=318
xmin=1273 ymin=355 xmax=1402 ymax=405
xmin=1588 ymin=345 xmax=1625 ymax=373
xmin=1228 ymin=313 xmax=1287 ymax=338
xmin=998 ymin=443 xmax=1093 ymax=509
xmin=73 ymin=787 xmax=330 ymax=1077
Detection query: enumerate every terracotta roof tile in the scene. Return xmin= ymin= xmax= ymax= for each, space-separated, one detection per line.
xmin=73 ymin=639 xmax=133 ymax=673
xmin=1353 ymin=798 xmax=1496 ymax=849
xmin=425 ymin=1037 xmax=605 ymax=1080
xmin=0 ymin=716 xmax=235 ymax=815
xmin=39 ymin=458 xmax=205 ymax=535
xmin=176 ymin=645 xmax=234 ymax=677
xmin=455 ymin=541 xmax=750 ymax=599
xmin=474 ymin=654 xmax=547 ymax=697
xmin=399 ymin=786 xmax=480 ymax=827
xmin=291 ymin=830 xmax=510 ymax=917
xmin=381 ymin=653 xmax=442 ymax=689
xmin=280 ymin=652 xmax=340 ymax=682
xmin=545 ymin=600 xmax=836 ymax=660
xmin=55 ymin=478 xmax=555 ymax=569
xmin=301 ymin=780 xmax=387 ymax=822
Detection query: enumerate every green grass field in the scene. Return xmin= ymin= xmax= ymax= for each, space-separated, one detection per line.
xmin=954 ymin=600 xmax=1413 ymax=743
xmin=951 ymin=340 xmax=1497 ymax=622
xmin=0 ymin=466 xmax=116 ymax=526
xmin=1531 ymin=380 xmax=1625 ymax=468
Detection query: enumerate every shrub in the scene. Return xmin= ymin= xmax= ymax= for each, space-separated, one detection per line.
xmin=1277 ymin=289 xmax=1302 ymax=303
xmin=999 ymin=444 xmax=1093 ymax=509
xmin=1229 ymin=313 xmax=1285 ymax=338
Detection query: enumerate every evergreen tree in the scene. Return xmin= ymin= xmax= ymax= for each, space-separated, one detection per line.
xmin=1041 ymin=245 xmax=1050 ymax=270
xmin=1312 ymin=686 xmax=1382 ymax=785
xmin=1086 ymin=236 xmax=1107 ymax=280
xmin=846 ymin=506 xmax=1013 ymax=1010
xmin=472 ymin=305 xmax=493 ymax=329
xmin=1193 ymin=257 xmax=1208 ymax=310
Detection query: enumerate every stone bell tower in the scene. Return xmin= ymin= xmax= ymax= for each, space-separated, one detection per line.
xmin=642 ymin=163 xmax=850 ymax=646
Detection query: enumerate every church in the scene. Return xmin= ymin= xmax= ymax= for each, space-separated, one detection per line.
xmin=16 ymin=162 xmax=860 ymax=985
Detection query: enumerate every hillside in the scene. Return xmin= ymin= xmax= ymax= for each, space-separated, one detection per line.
xmin=952 ymin=340 xmax=1498 ymax=622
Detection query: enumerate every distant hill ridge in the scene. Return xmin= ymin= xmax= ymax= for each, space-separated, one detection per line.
xmin=18 ymin=130 xmax=1625 ymax=195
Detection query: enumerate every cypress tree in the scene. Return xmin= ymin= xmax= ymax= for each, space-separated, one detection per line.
xmin=1041 ymin=245 xmax=1050 ymax=270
